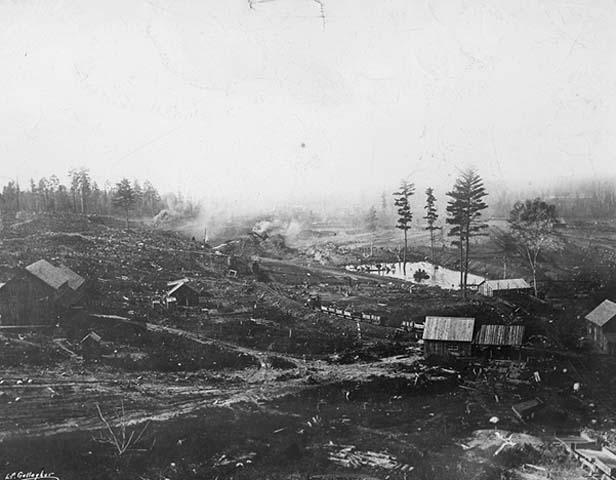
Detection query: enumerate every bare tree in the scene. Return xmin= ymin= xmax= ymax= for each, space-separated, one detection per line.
xmin=509 ymin=198 xmax=559 ymax=296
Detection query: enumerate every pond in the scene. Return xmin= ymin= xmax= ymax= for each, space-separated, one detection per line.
xmin=346 ymin=261 xmax=485 ymax=290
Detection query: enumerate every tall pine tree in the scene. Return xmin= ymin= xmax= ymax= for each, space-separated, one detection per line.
xmin=446 ymin=168 xmax=488 ymax=297
xmin=393 ymin=180 xmax=415 ymax=275
xmin=112 ymin=178 xmax=138 ymax=229
xmin=365 ymin=205 xmax=378 ymax=257
xmin=424 ymin=187 xmax=440 ymax=263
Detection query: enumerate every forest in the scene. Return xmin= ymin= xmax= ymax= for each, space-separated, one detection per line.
xmin=489 ymin=177 xmax=616 ymax=219
xmin=0 ymin=167 xmax=200 ymax=222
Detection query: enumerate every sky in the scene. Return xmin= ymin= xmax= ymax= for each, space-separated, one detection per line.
xmin=1 ymin=0 xmax=615 ymax=211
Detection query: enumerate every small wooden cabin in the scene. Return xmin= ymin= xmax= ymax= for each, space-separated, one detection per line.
xmin=585 ymin=299 xmax=616 ymax=355
xmin=165 ymin=279 xmax=201 ymax=307
xmin=0 ymin=259 xmax=85 ymax=325
xmin=474 ymin=324 xmax=525 ymax=357
xmin=422 ymin=316 xmax=475 ymax=357
xmin=478 ymin=279 xmax=532 ymax=297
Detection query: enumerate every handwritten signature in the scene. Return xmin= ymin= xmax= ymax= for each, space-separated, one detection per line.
xmin=4 ymin=471 xmax=59 ymax=480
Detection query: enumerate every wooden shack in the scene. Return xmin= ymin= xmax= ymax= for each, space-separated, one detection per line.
xmin=422 ymin=316 xmax=475 ymax=357
xmin=585 ymin=299 xmax=616 ymax=355
xmin=474 ymin=324 xmax=525 ymax=357
xmin=0 ymin=259 xmax=86 ymax=325
xmin=165 ymin=279 xmax=201 ymax=307
xmin=478 ymin=279 xmax=532 ymax=297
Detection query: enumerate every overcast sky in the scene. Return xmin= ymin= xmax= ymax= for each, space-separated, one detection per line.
xmin=1 ymin=0 xmax=614 ymax=209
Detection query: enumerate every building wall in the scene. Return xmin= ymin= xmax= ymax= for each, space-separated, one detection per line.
xmin=587 ymin=321 xmax=616 ymax=355
xmin=174 ymin=285 xmax=200 ymax=307
xmin=424 ymin=340 xmax=472 ymax=357
xmin=478 ymin=284 xmax=531 ymax=297
xmin=0 ymin=275 xmax=55 ymax=325
xmin=493 ymin=289 xmax=532 ymax=299
xmin=478 ymin=284 xmax=492 ymax=296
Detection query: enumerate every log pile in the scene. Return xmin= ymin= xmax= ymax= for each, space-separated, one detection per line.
xmin=326 ymin=443 xmax=414 ymax=472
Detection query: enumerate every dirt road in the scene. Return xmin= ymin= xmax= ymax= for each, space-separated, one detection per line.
xmin=0 ymin=338 xmax=421 ymax=442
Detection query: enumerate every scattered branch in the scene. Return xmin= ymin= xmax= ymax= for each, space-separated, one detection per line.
xmin=94 ymin=401 xmax=151 ymax=457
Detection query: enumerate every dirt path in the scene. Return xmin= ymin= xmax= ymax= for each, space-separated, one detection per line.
xmin=0 ymin=351 xmax=421 ymax=442
xmin=145 ymin=321 xmax=303 ymax=368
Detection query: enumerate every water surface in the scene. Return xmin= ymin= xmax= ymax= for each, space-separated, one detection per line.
xmin=346 ymin=261 xmax=485 ymax=290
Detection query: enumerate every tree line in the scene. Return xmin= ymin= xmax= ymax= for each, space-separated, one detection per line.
xmin=0 ymin=168 xmax=166 ymax=220
xmin=490 ymin=177 xmax=616 ymax=219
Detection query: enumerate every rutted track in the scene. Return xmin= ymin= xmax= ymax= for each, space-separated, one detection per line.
xmin=0 ymin=347 xmax=421 ymax=442
xmin=145 ymin=321 xmax=303 ymax=368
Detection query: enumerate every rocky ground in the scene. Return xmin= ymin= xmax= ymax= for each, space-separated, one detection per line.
xmin=0 ymin=213 xmax=615 ymax=479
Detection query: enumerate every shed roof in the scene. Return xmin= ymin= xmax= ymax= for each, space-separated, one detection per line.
xmin=585 ymin=300 xmax=616 ymax=328
xmin=81 ymin=331 xmax=102 ymax=344
xmin=481 ymin=278 xmax=531 ymax=290
xmin=25 ymin=260 xmax=85 ymax=291
xmin=56 ymin=265 xmax=86 ymax=290
xmin=166 ymin=280 xmax=201 ymax=297
xmin=423 ymin=316 xmax=475 ymax=342
xmin=476 ymin=325 xmax=525 ymax=346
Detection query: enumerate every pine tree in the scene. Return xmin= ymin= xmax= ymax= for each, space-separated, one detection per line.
xmin=380 ymin=191 xmax=388 ymax=226
xmin=0 ymin=181 xmax=20 ymax=218
xmin=90 ymin=182 xmax=102 ymax=214
xmin=365 ymin=205 xmax=378 ymax=257
xmin=424 ymin=187 xmax=440 ymax=263
xmin=446 ymin=168 xmax=488 ymax=297
xmin=48 ymin=175 xmax=60 ymax=211
xmin=38 ymin=177 xmax=50 ymax=212
xmin=29 ymin=178 xmax=38 ymax=213
xmin=393 ymin=180 xmax=415 ymax=275
xmin=132 ymin=179 xmax=143 ymax=214
xmin=68 ymin=167 xmax=92 ymax=214
xmin=142 ymin=180 xmax=162 ymax=216
xmin=112 ymin=178 xmax=138 ymax=229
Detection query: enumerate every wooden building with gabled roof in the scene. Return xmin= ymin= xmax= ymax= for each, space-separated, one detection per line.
xmin=478 ymin=278 xmax=532 ymax=297
xmin=0 ymin=259 xmax=86 ymax=325
xmin=422 ymin=316 xmax=475 ymax=357
xmin=585 ymin=299 xmax=616 ymax=355
xmin=475 ymin=324 xmax=525 ymax=346
xmin=474 ymin=324 xmax=525 ymax=358
xmin=164 ymin=279 xmax=201 ymax=307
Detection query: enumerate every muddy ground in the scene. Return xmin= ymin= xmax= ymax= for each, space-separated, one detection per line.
xmin=0 ymin=214 xmax=615 ymax=479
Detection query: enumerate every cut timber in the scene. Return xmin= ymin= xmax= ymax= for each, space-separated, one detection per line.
xmin=52 ymin=339 xmax=81 ymax=359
